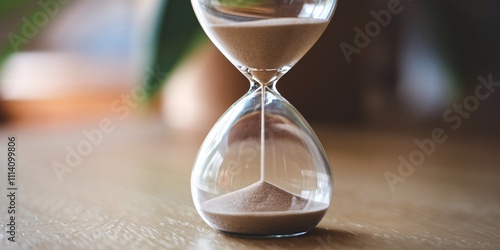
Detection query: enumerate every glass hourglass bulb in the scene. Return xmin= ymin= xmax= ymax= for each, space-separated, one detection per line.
xmin=190 ymin=0 xmax=337 ymax=237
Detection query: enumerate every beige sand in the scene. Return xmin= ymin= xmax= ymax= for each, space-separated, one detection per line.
xmin=208 ymin=18 xmax=329 ymax=71
xmin=200 ymin=181 xmax=328 ymax=236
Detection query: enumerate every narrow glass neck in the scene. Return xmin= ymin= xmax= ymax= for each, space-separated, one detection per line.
xmin=238 ymin=66 xmax=292 ymax=88
xmin=247 ymin=80 xmax=279 ymax=95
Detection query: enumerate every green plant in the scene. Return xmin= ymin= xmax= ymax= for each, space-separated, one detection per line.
xmin=144 ymin=0 xmax=206 ymax=100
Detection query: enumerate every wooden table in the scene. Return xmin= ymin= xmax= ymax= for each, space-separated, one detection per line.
xmin=1 ymin=117 xmax=499 ymax=249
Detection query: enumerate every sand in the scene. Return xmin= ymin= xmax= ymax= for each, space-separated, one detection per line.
xmin=200 ymin=181 xmax=329 ymax=236
xmin=208 ymin=18 xmax=329 ymax=71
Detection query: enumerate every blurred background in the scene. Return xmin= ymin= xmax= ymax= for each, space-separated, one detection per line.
xmin=1 ymin=0 xmax=499 ymax=138
xmin=2 ymin=2 xmax=500 ymax=248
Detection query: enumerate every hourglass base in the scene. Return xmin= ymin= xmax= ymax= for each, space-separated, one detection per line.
xmin=218 ymin=230 xmax=309 ymax=239
xmin=204 ymin=210 xmax=327 ymax=238
xmin=198 ymin=180 xmax=328 ymax=237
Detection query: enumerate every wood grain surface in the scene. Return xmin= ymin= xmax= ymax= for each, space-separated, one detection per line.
xmin=1 ymin=118 xmax=499 ymax=249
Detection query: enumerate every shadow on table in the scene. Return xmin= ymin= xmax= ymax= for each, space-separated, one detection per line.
xmin=224 ymin=227 xmax=366 ymax=249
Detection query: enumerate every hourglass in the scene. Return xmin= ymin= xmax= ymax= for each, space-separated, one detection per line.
xmin=190 ymin=0 xmax=337 ymax=238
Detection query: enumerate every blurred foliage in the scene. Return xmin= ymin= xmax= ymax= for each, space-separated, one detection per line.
xmin=0 ymin=0 xmax=205 ymax=100
xmin=144 ymin=0 xmax=206 ymax=99
xmin=0 ymin=0 xmax=31 ymax=14
xmin=0 ymin=0 xmax=33 ymax=69
xmin=425 ymin=1 xmax=500 ymax=95
xmin=0 ymin=1 xmax=70 ymax=70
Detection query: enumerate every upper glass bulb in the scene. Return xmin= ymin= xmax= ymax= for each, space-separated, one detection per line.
xmin=192 ymin=0 xmax=337 ymax=84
